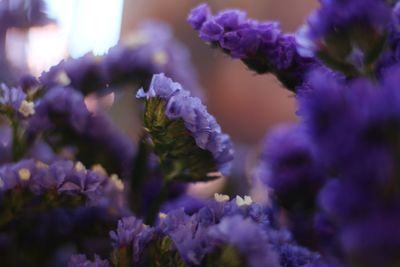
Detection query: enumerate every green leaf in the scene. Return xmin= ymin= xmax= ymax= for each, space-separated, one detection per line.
xmin=147 ymin=236 xmax=186 ymax=267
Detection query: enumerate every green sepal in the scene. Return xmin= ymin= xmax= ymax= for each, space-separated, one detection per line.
xmin=202 ymin=245 xmax=245 ymax=267
xmin=143 ymin=97 xmax=221 ymax=182
xmin=111 ymin=246 xmax=132 ymax=267
xmin=0 ymin=188 xmax=87 ymax=229
xmin=147 ymin=236 xmax=186 ymax=267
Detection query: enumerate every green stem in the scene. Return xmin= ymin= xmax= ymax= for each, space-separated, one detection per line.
xmin=11 ymin=118 xmax=21 ymax=162
xmin=129 ymin=134 xmax=151 ymax=214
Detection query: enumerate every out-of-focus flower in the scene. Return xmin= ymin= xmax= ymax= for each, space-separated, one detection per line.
xmin=28 ymin=86 xmax=136 ymax=178
xmin=39 ymin=21 xmax=203 ymax=98
xmin=296 ymin=0 xmax=391 ymax=76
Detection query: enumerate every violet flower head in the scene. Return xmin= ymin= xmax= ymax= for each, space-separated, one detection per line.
xmin=0 ymin=159 xmax=125 ymax=205
xmin=208 ymin=215 xmax=280 ymax=267
xmin=159 ymin=196 xmax=319 ymax=267
xmin=28 ymin=86 xmax=135 ymax=178
xmin=0 ymin=0 xmax=51 ymax=28
xmin=0 ymin=84 xmax=35 ymax=117
xmin=297 ymin=0 xmax=391 ymax=75
xmin=188 ymin=3 xmax=320 ymax=90
xmin=259 ymin=124 xmax=324 ymax=206
xmin=110 ymin=216 xmax=154 ymax=248
xmin=298 ymin=66 xmax=400 ymax=182
xmin=257 ymin=124 xmax=326 ymax=247
xmin=187 ymin=3 xmax=211 ymax=30
xmin=137 ymin=73 xmax=234 ymax=181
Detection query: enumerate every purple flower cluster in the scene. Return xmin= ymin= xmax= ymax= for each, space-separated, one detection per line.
xmin=159 ymin=197 xmax=317 ymax=267
xmin=188 ymin=3 xmax=319 ymax=90
xmin=257 ymin=124 xmax=325 ymax=247
xmin=257 ymin=60 xmax=400 ymax=267
xmin=27 ymin=86 xmax=135 ymax=178
xmin=295 ymin=65 xmax=400 ymax=265
xmin=39 ymin=21 xmax=203 ymax=98
xmin=0 ymin=159 xmax=125 ymax=205
xmin=0 ymin=159 xmax=128 ymax=266
xmin=74 ymin=196 xmax=319 ymax=267
xmin=296 ymin=0 xmax=391 ymax=75
xmin=0 ymin=0 xmax=50 ymax=28
xmin=2 ymin=0 xmax=400 ymax=266
xmin=137 ymin=73 xmax=234 ymax=177
xmin=0 ymin=83 xmax=35 ymax=117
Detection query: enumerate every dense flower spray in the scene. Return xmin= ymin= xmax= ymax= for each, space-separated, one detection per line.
xmin=0 ymin=0 xmax=399 ymax=267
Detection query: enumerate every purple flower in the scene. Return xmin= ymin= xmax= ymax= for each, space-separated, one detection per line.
xmin=208 ymin=215 xmax=280 ymax=267
xmin=296 ymin=0 xmax=391 ymax=74
xmin=188 ymin=3 xmax=320 ymax=90
xmin=187 ymin=3 xmax=211 ymax=30
xmin=340 ymin=210 xmax=400 ymax=267
xmin=259 ymin=124 xmax=324 ymax=204
xmin=257 ymin=124 xmax=326 ymax=247
xmin=0 ymin=84 xmax=34 ymax=117
xmin=298 ymin=66 xmax=400 ymax=183
xmin=137 ymin=73 xmax=234 ymax=179
xmin=160 ymin=208 xmax=215 ymax=265
xmin=159 ymin=196 xmax=319 ymax=266
xmin=199 ymin=20 xmax=224 ymax=42
xmin=110 ymin=216 xmax=154 ymax=264
xmin=0 ymin=159 xmax=125 ymax=205
xmin=28 ymin=86 xmax=136 ymax=178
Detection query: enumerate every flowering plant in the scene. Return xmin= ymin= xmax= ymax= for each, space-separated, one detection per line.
xmin=0 ymin=0 xmax=399 ymax=267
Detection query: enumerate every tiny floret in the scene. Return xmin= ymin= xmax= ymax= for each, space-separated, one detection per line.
xmin=159 ymin=212 xmax=168 ymax=220
xmin=214 ymin=193 xmax=230 ymax=202
xmin=110 ymin=174 xmax=124 ymax=191
xmin=91 ymin=164 xmax=108 ymax=176
xmin=18 ymin=100 xmax=35 ymax=117
xmin=74 ymin=161 xmax=86 ymax=172
xmin=18 ymin=168 xmax=31 ymax=181
xmin=153 ymin=50 xmax=169 ymax=65
xmin=55 ymin=71 xmax=71 ymax=86
xmin=236 ymin=195 xmax=253 ymax=206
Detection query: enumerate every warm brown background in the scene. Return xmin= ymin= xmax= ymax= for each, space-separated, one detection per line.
xmin=120 ymin=0 xmax=318 ymax=143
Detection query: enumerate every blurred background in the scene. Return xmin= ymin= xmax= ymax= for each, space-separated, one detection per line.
xmin=2 ymin=0 xmax=318 ymax=196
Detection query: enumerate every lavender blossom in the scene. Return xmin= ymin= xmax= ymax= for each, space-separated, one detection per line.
xmin=188 ymin=3 xmax=319 ymax=90
xmin=158 ymin=196 xmax=319 ymax=266
xmin=0 ymin=159 xmax=125 ymax=205
xmin=208 ymin=215 xmax=280 ymax=267
xmin=28 ymin=86 xmax=135 ymax=178
xmin=0 ymin=0 xmax=50 ymax=28
xmin=0 ymin=159 xmax=127 ymax=266
xmin=297 ymin=67 xmax=400 ymax=182
xmin=257 ymin=124 xmax=325 ymax=247
xmin=297 ymin=0 xmax=391 ymax=75
xmin=0 ymin=84 xmax=35 ymax=117
xmin=137 ymin=73 xmax=234 ymax=181
xmin=295 ymin=65 xmax=400 ymax=265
